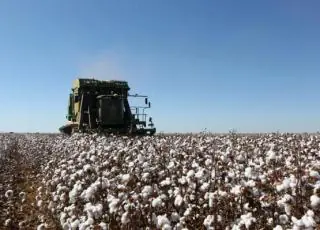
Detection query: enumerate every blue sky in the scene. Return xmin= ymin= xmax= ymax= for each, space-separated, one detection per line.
xmin=0 ymin=0 xmax=320 ymax=133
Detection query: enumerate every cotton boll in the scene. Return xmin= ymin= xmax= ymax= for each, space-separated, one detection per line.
xmin=310 ymin=195 xmax=320 ymax=209
xmin=141 ymin=185 xmax=153 ymax=198
xmin=70 ymin=219 xmax=80 ymax=230
xmin=273 ymin=225 xmax=283 ymax=230
xmin=5 ymin=190 xmax=13 ymax=199
xmin=184 ymin=207 xmax=192 ymax=217
xmin=121 ymin=211 xmax=130 ymax=225
xmin=85 ymin=217 xmax=94 ymax=225
xmin=37 ymin=200 xmax=43 ymax=207
xmin=166 ymin=161 xmax=175 ymax=169
xmin=266 ymin=149 xmax=276 ymax=162
xmin=174 ymin=194 xmax=183 ymax=207
xmin=230 ymin=185 xmax=242 ymax=195
xmin=245 ymin=180 xmax=256 ymax=188
xmin=60 ymin=212 xmax=67 ymax=226
xmin=121 ymin=174 xmax=131 ymax=184
xmin=279 ymin=214 xmax=288 ymax=224
xmin=157 ymin=215 xmax=171 ymax=229
xmin=62 ymin=222 xmax=71 ymax=230
xmin=239 ymin=212 xmax=256 ymax=229
xmin=200 ymin=182 xmax=209 ymax=192
xmin=205 ymin=158 xmax=212 ymax=166
xmin=109 ymin=198 xmax=120 ymax=213
xmin=160 ymin=177 xmax=171 ymax=187
xmin=267 ymin=218 xmax=274 ymax=225
xmin=203 ymin=215 xmax=214 ymax=229
xmin=141 ymin=172 xmax=150 ymax=182
xmin=187 ymin=170 xmax=195 ymax=178
xmin=178 ymin=176 xmax=187 ymax=185
xmin=171 ymin=212 xmax=180 ymax=222
xmin=152 ymin=197 xmax=163 ymax=208
xmin=162 ymin=224 xmax=172 ymax=230
xmin=195 ymin=168 xmax=205 ymax=179
xmin=301 ymin=214 xmax=316 ymax=228
xmin=244 ymin=167 xmax=254 ymax=178
xmin=4 ymin=219 xmax=11 ymax=226
xmin=99 ymin=222 xmax=108 ymax=230
xmin=310 ymin=170 xmax=320 ymax=179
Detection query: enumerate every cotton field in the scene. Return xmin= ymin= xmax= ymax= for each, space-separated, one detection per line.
xmin=0 ymin=132 xmax=320 ymax=230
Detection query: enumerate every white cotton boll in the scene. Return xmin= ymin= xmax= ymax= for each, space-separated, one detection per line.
xmin=141 ymin=185 xmax=153 ymax=198
xmin=187 ymin=170 xmax=195 ymax=178
xmin=137 ymin=154 xmax=145 ymax=163
xmin=231 ymin=185 xmax=242 ymax=195
xmin=94 ymin=203 xmax=103 ymax=218
xmin=245 ymin=180 xmax=256 ymax=188
xmin=266 ymin=149 xmax=276 ymax=161
xmin=200 ymin=182 xmax=209 ymax=192
xmin=239 ymin=212 xmax=256 ymax=229
xmin=4 ymin=219 xmax=11 ymax=226
xmin=109 ymin=198 xmax=120 ymax=213
xmin=99 ymin=222 xmax=108 ymax=230
xmin=195 ymin=169 xmax=205 ymax=179
xmin=228 ymin=171 xmax=235 ymax=178
xmin=37 ymin=200 xmax=43 ymax=207
xmin=310 ymin=195 xmax=320 ymax=209
xmin=168 ymin=161 xmax=175 ymax=170
xmin=142 ymin=161 xmax=150 ymax=169
xmin=178 ymin=176 xmax=187 ymax=185
xmin=203 ymin=215 xmax=214 ymax=229
xmin=207 ymin=192 xmax=214 ymax=208
xmin=117 ymin=184 xmax=126 ymax=190
xmin=301 ymin=214 xmax=316 ymax=228
xmin=83 ymin=164 xmax=92 ymax=173
xmin=19 ymin=192 xmax=26 ymax=202
xmin=162 ymin=224 xmax=172 ymax=230
xmin=60 ymin=170 xmax=67 ymax=178
xmin=244 ymin=167 xmax=256 ymax=179
xmin=267 ymin=218 xmax=274 ymax=225
xmin=157 ymin=215 xmax=171 ymax=229
xmin=60 ymin=212 xmax=67 ymax=225
xmin=171 ymin=212 xmax=180 ymax=222
xmin=70 ymin=219 xmax=80 ymax=229
xmin=205 ymin=158 xmax=212 ymax=166
xmin=310 ymin=170 xmax=320 ymax=179
xmin=284 ymin=204 xmax=292 ymax=215
xmin=62 ymin=223 xmax=70 ymax=230
xmin=273 ymin=225 xmax=283 ymax=230
xmin=121 ymin=211 xmax=130 ymax=224
xmin=86 ymin=217 xmax=94 ymax=225
xmin=5 ymin=190 xmax=13 ymax=199
xmin=174 ymin=194 xmax=183 ymax=207
xmin=279 ymin=214 xmax=288 ymax=224
xmin=152 ymin=197 xmax=163 ymax=208
xmin=121 ymin=174 xmax=131 ymax=184
xmin=236 ymin=154 xmax=245 ymax=163
xmin=276 ymin=184 xmax=284 ymax=192
xmin=160 ymin=178 xmax=171 ymax=187
xmin=184 ymin=207 xmax=192 ymax=217
xmin=89 ymin=155 xmax=97 ymax=162
xmin=306 ymin=209 xmax=314 ymax=217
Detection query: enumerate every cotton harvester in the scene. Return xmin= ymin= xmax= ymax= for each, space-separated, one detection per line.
xmin=59 ymin=78 xmax=156 ymax=136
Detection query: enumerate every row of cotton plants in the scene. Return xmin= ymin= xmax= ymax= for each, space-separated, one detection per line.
xmin=30 ymin=132 xmax=319 ymax=229
xmin=0 ymin=133 xmax=62 ymax=229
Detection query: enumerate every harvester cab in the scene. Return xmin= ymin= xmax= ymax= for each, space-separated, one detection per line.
xmin=59 ymin=78 xmax=156 ymax=136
